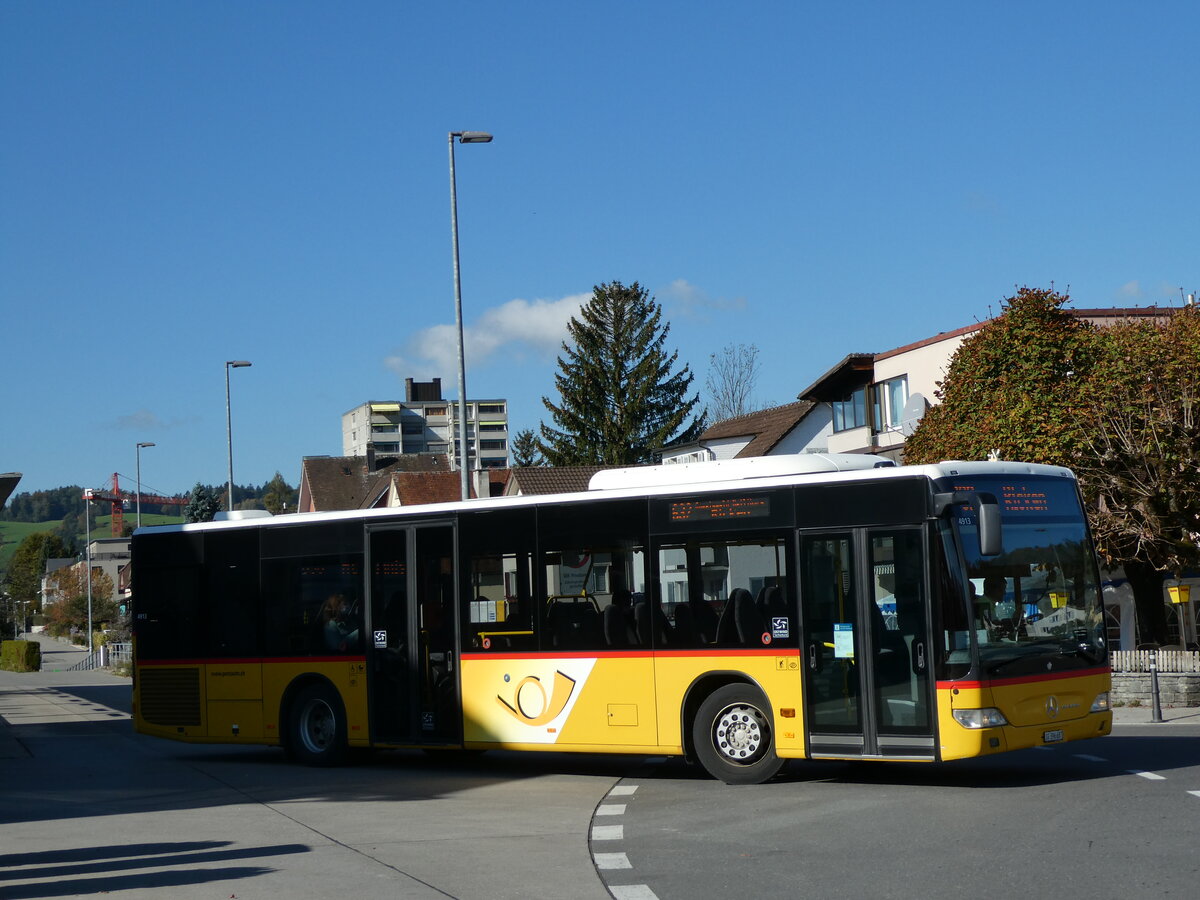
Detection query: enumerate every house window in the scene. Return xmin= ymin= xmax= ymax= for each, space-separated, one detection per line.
xmin=872 ymin=376 xmax=908 ymax=433
xmin=832 ymin=386 xmax=867 ymax=432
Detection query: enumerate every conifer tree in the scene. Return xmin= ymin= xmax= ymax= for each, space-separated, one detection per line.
xmin=539 ymin=281 xmax=703 ymax=465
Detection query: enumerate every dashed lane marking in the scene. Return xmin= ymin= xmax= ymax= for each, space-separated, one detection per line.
xmin=596 ymin=803 xmax=627 ymax=816
xmin=594 ymin=852 xmax=632 ymax=870
xmin=592 ymin=824 xmax=623 ymax=841
xmin=610 ymin=886 xmax=659 ymax=900
xmin=1130 ymin=770 xmax=1167 ymax=781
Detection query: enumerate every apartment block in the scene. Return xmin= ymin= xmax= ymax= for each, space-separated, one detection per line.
xmin=342 ymin=377 xmax=509 ymax=470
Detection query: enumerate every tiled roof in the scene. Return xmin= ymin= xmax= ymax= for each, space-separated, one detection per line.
xmin=700 ymin=400 xmax=818 ymax=458
xmin=300 ymin=454 xmax=446 ymax=512
xmin=505 ymin=466 xmax=615 ymax=496
xmin=390 ymin=470 xmax=464 ymax=506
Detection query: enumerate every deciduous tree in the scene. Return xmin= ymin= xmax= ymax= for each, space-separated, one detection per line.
xmin=705 ymin=343 xmax=762 ymax=422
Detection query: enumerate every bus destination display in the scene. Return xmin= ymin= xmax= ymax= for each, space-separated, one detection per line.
xmin=952 ymin=480 xmax=1067 ymax=516
xmin=669 ymin=495 xmax=770 ymax=522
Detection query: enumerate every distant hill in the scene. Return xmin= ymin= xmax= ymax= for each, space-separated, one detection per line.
xmin=0 ymin=513 xmax=186 ymax=571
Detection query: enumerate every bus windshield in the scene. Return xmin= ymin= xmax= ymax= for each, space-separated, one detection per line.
xmin=943 ymin=475 xmax=1106 ymax=678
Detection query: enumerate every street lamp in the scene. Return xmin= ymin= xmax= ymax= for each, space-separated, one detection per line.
xmin=136 ymin=441 xmax=156 ymax=529
xmin=225 ymin=360 xmax=252 ymax=511
xmin=84 ymin=489 xmax=93 ymax=654
xmin=448 ymin=130 xmax=493 ymax=501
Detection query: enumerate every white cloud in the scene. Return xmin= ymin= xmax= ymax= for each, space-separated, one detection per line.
xmin=1119 ymin=280 xmax=1143 ymax=298
xmin=385 ymin=293 xmax=587 ymax=379
xmin=660 ymin=278 xmax=747 ymax=319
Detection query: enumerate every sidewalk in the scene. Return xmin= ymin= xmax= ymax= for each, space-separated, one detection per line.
xmin=0 ymin=632 xmax=130 ymax=759
xmin=1111 ymin=703 xmax=1200 ymax=725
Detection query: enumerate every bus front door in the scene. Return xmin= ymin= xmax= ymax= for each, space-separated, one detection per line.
xmin=367 ymin=524 xmax=460 ymax=746
xmin=799 ymin=529 xmax=935 ymax=760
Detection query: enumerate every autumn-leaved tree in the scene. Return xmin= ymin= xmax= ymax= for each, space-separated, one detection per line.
xmin=905 ymin=286 xmax=1200 ymax=645
xmin=539 ymin=281 xmax=703 ymax=465
xmin=4 ymin=532 xmax=71 ymax=614
xmin=44 ymin=564 xmax=117 ymax=639
xmin=1070 ymin=305 xmax=1200 ymax=643
xmin=903 ymin=287 xmax=1096 ymax=467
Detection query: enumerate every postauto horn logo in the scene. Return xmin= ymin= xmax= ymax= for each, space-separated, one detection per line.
xmin=497 ymin=670 xmax=578 ymax=726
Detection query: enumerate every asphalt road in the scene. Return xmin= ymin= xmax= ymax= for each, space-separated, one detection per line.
xmin=596 ymin=718 xmax=1200 ymax=900
xmin=3 ymin=638 xmax=1198 ymax=900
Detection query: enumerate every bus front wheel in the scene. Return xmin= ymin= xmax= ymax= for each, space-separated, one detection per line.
xmin=286 ymin=683 xmax=348 ymax=767
xmin=692 ymin=684 xmax=784 ymax=785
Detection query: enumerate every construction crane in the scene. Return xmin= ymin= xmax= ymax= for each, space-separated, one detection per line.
xmin=84 ymin=473 xmax=188 ymax=536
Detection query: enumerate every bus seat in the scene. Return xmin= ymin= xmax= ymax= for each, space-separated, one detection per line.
xmin=715 ymin=588 xmax=757 ymax=645
xmin=671 ymin=604 xmax=701 ymax=645
xmin=634 ymin=598 xmax=672 ymax=646
xmin=603 ymin=603 xmax=631 ymax=647
xmin=756 ymin=585 xmax=788 ymax=624
xmin=690 ymin=598 xmax=720 ymax=644
xmin=734 ymin=589 xmax=766 ymax=645
xmin=547 ymin=600 xmax=601 ymax=649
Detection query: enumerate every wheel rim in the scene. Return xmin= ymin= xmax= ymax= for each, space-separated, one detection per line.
xmin=711 ymin=702 xmax=768 ymax=766
xmin=299 ymin=698 xmax=336 ymax=754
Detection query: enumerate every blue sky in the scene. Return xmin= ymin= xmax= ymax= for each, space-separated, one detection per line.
xmin=3 ymin=1 xmax=1197 ymax=497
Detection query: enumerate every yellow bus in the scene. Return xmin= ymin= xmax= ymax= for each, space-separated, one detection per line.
xmin=131 ymin=455 xmax=1111 ymax=784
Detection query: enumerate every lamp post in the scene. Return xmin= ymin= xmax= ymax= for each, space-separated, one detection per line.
xmin=448 ymin=130 xmax=493 ymax=501
xmin=84 ymin=490 xmax=94 ymax=654
xmin=225 ymin=360 xmax=252 ymax=512
xmin=135 ymin=441 xmax=156 ymax=529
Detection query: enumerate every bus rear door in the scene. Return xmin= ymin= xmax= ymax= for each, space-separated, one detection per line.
xmin=367 ymin=523 xmax=460 ymax=746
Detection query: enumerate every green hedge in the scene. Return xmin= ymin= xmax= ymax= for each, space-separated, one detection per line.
xmin=0 ymin=640 xmax=41 ymax=672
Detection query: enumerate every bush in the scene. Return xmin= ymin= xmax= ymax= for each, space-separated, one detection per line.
xmin=0 ymin=640 xmax=41 ymax=672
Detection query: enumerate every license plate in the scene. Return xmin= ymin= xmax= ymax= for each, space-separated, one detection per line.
xmin=1043 ymin=729 xmax=1064 ymax=743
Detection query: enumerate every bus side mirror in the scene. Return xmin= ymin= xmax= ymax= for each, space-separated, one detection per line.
xmin=935 ymin=491 xmax=1002 ymax=557
xmin=975 ymin=493 xmax=1001 ymax=557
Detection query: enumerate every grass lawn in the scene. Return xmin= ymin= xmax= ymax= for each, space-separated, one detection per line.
xmin=0 ymin=514 xmax=184 ymax=570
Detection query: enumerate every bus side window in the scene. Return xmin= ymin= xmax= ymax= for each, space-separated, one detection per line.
xmin=658 ymin=536 xmax=794 ymax=650
xmin=458 ymin=507 xmax=538 ymax=653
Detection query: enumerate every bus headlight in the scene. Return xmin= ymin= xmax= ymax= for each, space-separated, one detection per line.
xmin=1090 ymin=692 xmax=1110 ymax=712
xmin=952 ymin=707 xmax=1008 ymax=729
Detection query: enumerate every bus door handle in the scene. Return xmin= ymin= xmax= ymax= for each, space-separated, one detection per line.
xmin=914 ymin=641 xmax=926 ymax=673
xmin=808 ymin=643 xmax=821 ymax=672
xmin=447 ymin=650 xmax=454 ymax=673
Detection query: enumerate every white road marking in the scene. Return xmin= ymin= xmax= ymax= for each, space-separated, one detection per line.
xmin=610 ymin=784 xmax=639 ymax=796
xmin=596 ymin=803 xmax=627 ymax=816
xmin=1129 ymin=770 xmax=1166 ymax=781
xmin=592 ymin=824 xmax=624 ymax=841
xmin=1073 ymin=754 xmax=1107 ymax=762
xmin=610 ymin=886 xmax=659 ymax=900
xmin=594 ymin=852 xmax=632 ymax=870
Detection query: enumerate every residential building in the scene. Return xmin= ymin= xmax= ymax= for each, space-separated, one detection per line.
xmin=660 ymin=400 xmax=826 ymax=464
xmin=341 ymin=378 xmax=509 ymax=472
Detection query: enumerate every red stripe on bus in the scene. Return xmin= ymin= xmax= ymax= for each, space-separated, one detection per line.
xmin=460 ymin=647 xmax=797 ymax=662
xmin=936 ymin=666 xmax=1110 ymax=690
xmin=136 ymin=656 xmax=367 ymax=666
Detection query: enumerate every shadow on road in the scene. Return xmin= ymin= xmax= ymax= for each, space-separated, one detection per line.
xmin=0 ymin=840 xmax=305 ymax=899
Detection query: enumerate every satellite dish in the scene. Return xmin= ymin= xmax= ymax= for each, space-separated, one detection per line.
xmin=899 ymin=393 xmax=929 ymax=437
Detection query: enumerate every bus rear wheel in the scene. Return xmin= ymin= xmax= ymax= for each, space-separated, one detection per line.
xmin=287 ymin=683 xmax=348 ymax=767
xmin=692 ymin=684 xmax=784 ymax=785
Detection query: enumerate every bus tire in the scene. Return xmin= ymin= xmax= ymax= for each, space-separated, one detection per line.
xmin=286 ymin=683 xmax=348 ymax=767
xmin=692 ymin=684 xmax=784 ymax=785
